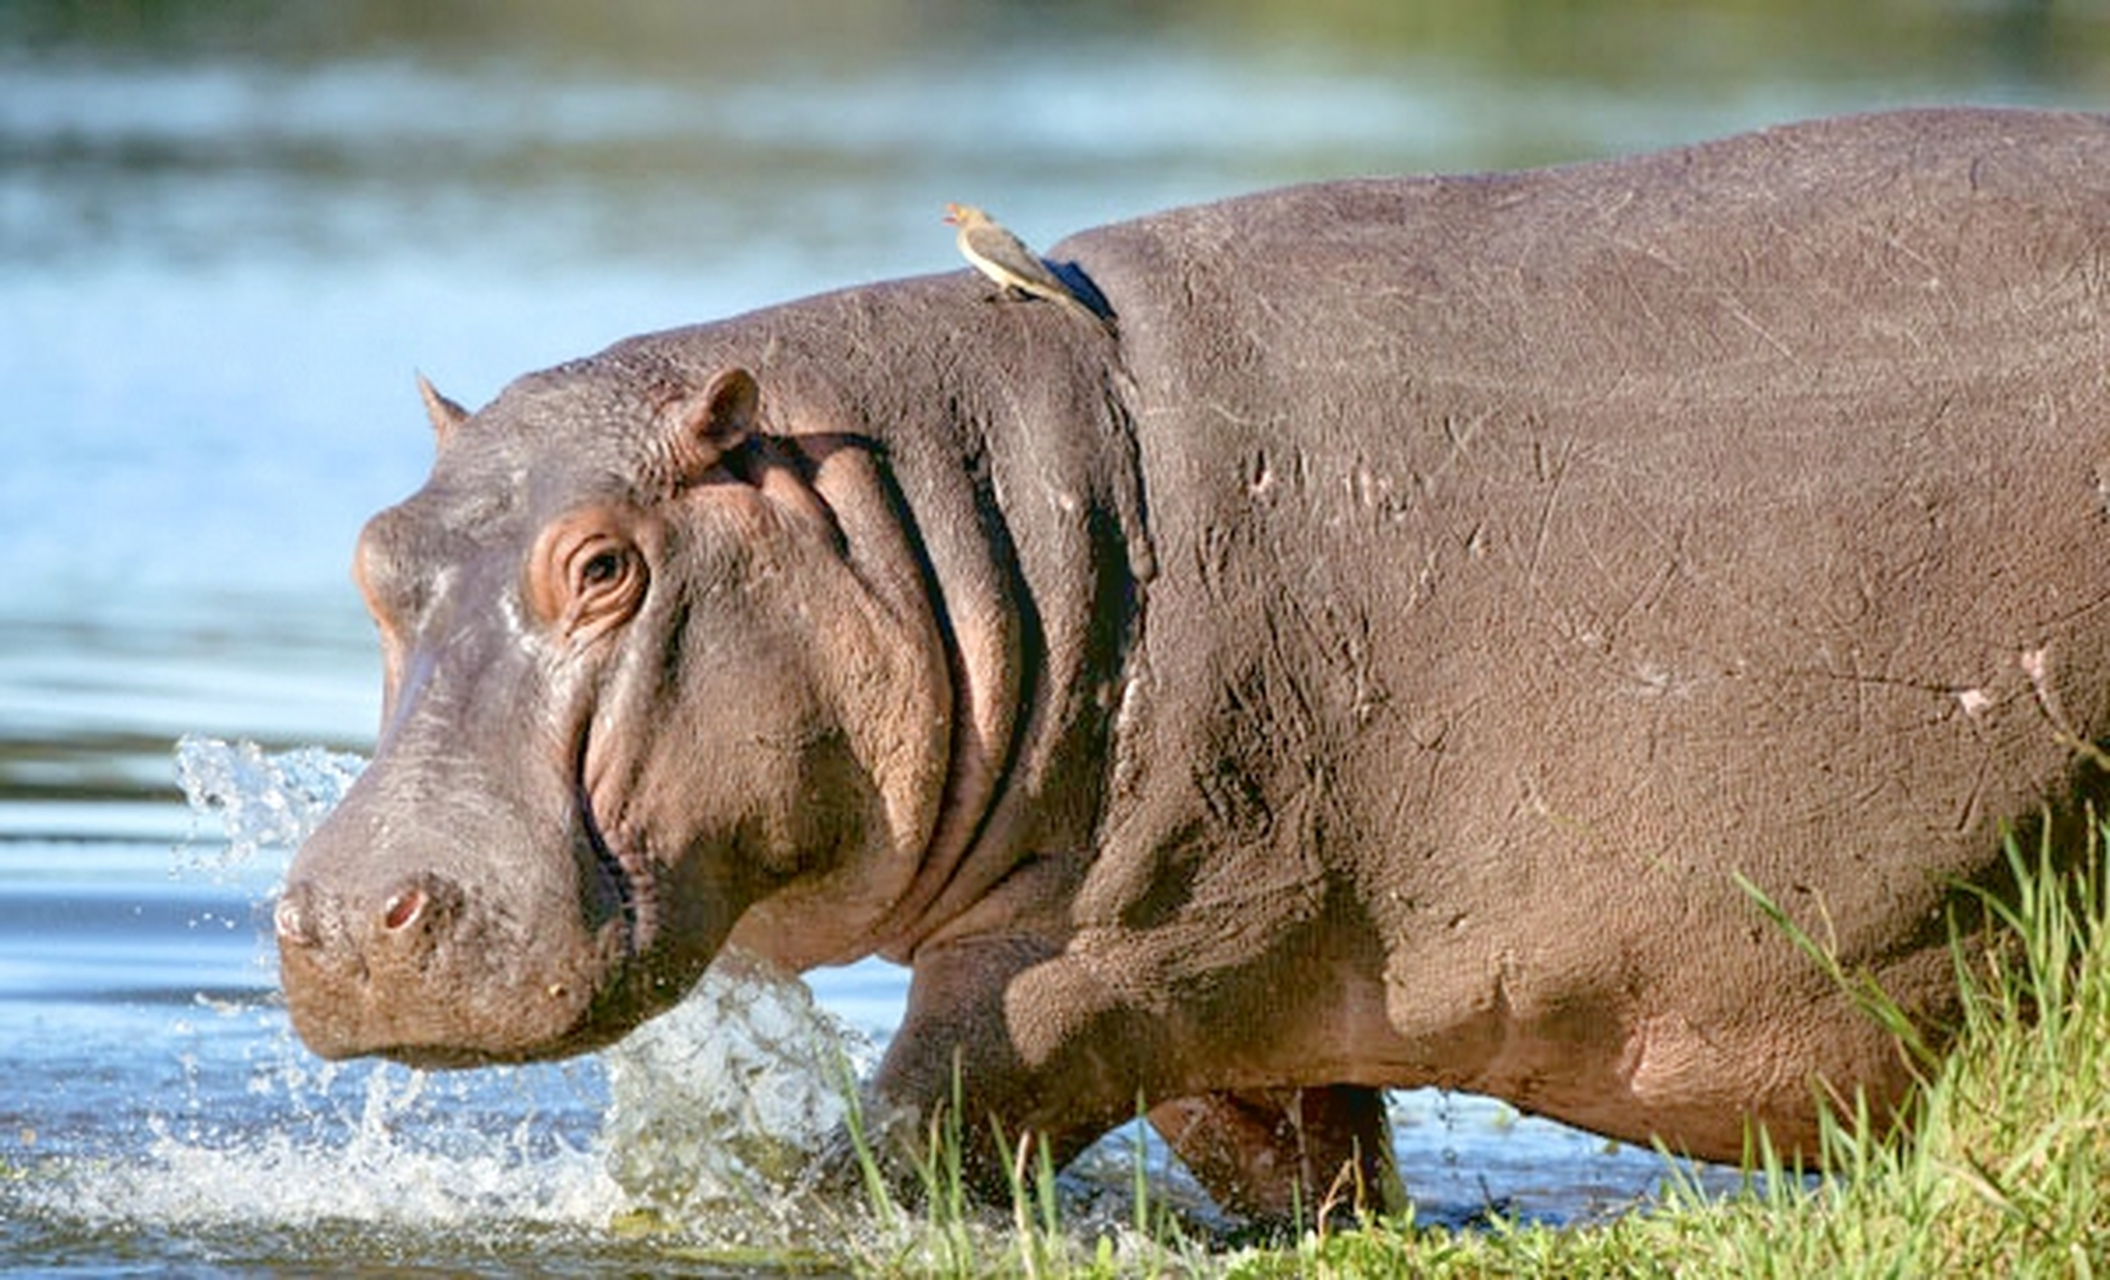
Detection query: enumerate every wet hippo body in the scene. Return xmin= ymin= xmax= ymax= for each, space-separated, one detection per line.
xmin=279 ymin=107 xmax=2110 ymax=1220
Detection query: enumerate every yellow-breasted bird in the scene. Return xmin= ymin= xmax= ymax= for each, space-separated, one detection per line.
xmin=945 ymin=203 xmax=1115 ymax=333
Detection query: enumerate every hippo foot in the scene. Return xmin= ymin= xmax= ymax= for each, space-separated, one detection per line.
xmin=1149 ymin=1084 xmax=1405 ymax=1234
xmin=800 ymin=1089 xmax=943 ymax=1215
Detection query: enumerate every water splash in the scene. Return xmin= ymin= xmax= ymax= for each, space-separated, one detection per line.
xmin=172 ymin=734 xmax=365 ymax=877
xmin=58 ymin=1056 xmax=617 ymax=1232
xmin=145 ymin=738 xmax=886 ymax=1247
xmin=599 ymin=949 xmax=880 ymax=1229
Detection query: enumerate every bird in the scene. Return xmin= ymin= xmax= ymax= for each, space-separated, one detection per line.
xmin=944 ymin=203 xmax=1115 ymax=333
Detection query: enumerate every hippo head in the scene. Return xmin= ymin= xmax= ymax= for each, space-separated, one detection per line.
xmin=276 ymin=358 xmax=950 ymax=1065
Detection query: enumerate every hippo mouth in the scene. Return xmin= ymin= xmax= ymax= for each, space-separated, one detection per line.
xmin=575 ymin=765 xmax=658 ymax=959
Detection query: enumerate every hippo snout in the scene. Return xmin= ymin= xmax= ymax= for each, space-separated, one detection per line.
xmin=276 ymin=811 xmax=638 ymax=1065
xmin=274 ymin=866 xmax=571 ymax=1065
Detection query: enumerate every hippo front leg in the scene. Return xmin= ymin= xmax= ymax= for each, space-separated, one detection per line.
xmin=864 ymin=937 xmax=1170 ymax=1203
xmin=867 ymin=939 xmax=1404 ymax=1230
xmin=1148 ymin=1086 xmax=1405 ymax=1228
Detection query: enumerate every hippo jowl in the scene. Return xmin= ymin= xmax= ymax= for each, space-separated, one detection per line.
xmin=277 ymin=107 xmax=2110 ymax=1220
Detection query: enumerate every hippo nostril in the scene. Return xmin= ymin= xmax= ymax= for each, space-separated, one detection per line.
xmin=275 ymin=884 xmax=319 ymax=948
xmin=382 ymin=886 xmax=426 ymax=931
xmin=376 ymin=872 xmax=462 ymax=941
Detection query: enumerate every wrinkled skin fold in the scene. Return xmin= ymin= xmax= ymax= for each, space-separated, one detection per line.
xmin=281 ymin=108 xmax=2110 ymax=1224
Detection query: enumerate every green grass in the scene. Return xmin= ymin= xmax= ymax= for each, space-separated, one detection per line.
xmin=650 ymin=821 xmax=2110 ymax=1276
xmin=1241 ymin=824 xmax=2110 ymax=1278
xmin=818 ymin=1062 xmax=1218 ymax=1276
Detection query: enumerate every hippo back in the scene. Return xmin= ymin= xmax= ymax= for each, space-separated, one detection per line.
xmin=1055 ymin=107 xmax=2110 ymax=1144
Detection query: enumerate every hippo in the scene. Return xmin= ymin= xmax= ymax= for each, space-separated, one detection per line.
xmin=277 ymin=106 xmax=2110 ymax=1222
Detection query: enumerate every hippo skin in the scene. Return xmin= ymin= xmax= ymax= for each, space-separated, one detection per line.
xmin=278 ymin=107 xmax=2110 ymax=1221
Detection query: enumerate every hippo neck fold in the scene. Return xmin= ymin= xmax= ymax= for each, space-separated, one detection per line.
xmin=680 ymin=275 xmax=1154 ymax=966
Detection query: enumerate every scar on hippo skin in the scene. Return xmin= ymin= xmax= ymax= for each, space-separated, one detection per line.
xmin=2018 ymin=645 xmax=2110 ymax=770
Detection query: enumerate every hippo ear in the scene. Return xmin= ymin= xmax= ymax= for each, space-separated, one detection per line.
xmin=416 ymin=372 xmax=470 ymax=444
xmin=663 ymin=367 xmax=759 ymax=484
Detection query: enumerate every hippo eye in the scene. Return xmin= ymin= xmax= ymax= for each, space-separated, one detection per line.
xmin=581 ymin=550 xmax=624 ymax=587
xmin=529 ymin=513 xmax=648 ymax=641
xmin=566 ymin=538 xmax=640 ymax=604
xmin=568 ymin=539 xmax=638 ymax=594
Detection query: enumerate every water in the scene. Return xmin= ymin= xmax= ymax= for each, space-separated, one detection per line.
xmin=3 ymin=1 xmax=2104 ymax=1271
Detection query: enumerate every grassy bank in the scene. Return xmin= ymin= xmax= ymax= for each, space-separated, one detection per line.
xmin=1240 ymin=827 xmax=2109 ymax=1277
xmin=656 ymin=824 xmax=2108 ymax=1275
